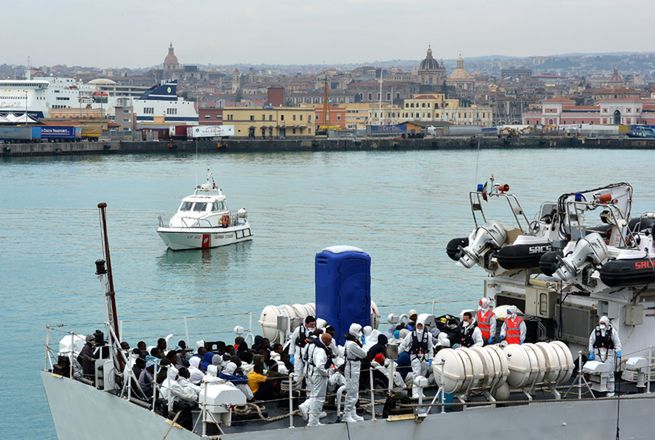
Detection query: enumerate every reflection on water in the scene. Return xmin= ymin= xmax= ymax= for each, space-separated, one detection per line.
xmin=157 ymin=240 xmax=254 ymax=271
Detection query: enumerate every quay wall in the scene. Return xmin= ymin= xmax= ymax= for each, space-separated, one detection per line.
xmin=2 ymin=136 xmax=655 ymax=158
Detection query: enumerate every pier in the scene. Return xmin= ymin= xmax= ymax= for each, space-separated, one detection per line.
xmin=2 ymin=136 xmax=655 ymax=158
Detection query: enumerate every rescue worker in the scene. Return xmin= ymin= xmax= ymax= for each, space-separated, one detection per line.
xmin=588 ymin=316 xmax=622 ymax=396
xmin=400 ymin=315 xmax=433 ymax=399
xmin=500 ymin=306 xmax=526 ymax=344
xmin=304 ymin=333 xmax=333 ymax=427
xmin=343 ymin=323 xmax=367 ymax=422
xmin=289 ymin=316 xmax=316 ymax=385
xmin=458 ymin=312 xmax=483 ymax=347
xmin=475 ymin=297 xmax=497 ymax=344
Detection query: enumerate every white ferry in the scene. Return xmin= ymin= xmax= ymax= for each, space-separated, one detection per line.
xmin=0 ymin=76 xmax=198 ymax=125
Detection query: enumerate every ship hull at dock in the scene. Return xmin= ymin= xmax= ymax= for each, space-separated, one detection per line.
xmin=42 ymin=371 xmax=655 ymax=440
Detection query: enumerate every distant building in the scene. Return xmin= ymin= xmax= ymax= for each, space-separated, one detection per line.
xmin=522 ymin=96 xmax=655 ymax=126
xmin=401 ymin=93 xmax=493 ymax=126
xmin=198 ymin=107 xmax=223 ymax=125
xmin=447 ymin=54 xmax=475 ymax=93
xmin=267 ymin=87 xmax=285 ymax=107
xmin=222 ymin=107 xmax=314 ymax=138
xmin=163 ymin=43 xmax=180 ymax=80
xmin=500 ymin=67 xmax=532 ymax=80
xmin=418 ymin=46 xmax=446 ymax=90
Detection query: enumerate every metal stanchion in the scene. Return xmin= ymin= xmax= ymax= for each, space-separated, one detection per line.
xmin=369 ymin=368 xmax=376 ymax=421
xmin=648 ymin=346 xmax=653 ymax=394
xmin=288 ymin=373 xmax=295 ymax=428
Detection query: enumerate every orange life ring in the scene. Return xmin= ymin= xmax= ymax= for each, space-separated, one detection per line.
xmin=220 ymin=214 xmax=230 ymax=228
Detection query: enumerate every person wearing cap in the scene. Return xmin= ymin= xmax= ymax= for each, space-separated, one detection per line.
xmin=77 ymin=335 xmax=96 ymax=381
xmin=588 ymin=315 xmax=622 ymax=396
xmin=400 ymin=315 xmax=433 ymax=399
xmin=342 ymin=323 xmax=367 ymax=422
xmin=500 ymin=306 xmax=526 ymax=345
xmin=407 ymin=310 xmax=418 ymax=331
xmin=289 ymin=316 xmax=316 ymax=385
xmin=476 ymin=297 xmax=497 ymax=344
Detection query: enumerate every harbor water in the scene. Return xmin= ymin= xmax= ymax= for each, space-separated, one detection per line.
xmin=2 ymin=149 xmax=655 ymax=438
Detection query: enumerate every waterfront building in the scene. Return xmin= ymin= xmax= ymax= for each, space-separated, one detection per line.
xmin=199 ymin=107 xmax=224 ymax=125
xmin=522 ymin=96 xmax=655 ymax=126
xmin=222 ymin=107 xmax=314 ymax=138
xmin=400 ymin=94 xmax=493 ymax=126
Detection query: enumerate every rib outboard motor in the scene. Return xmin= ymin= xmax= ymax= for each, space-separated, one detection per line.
xmin=458 ymin=221 xmax=507 ymax=269
xmin=446 ymin=237 xmax=469 ymax=261
xmin=552 ymin=233 xmax=610 ymax=282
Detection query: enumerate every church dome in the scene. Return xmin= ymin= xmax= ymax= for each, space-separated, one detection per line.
xmin=419 ymin=46 xmax=440 ymax=71
xmin=164 ymin=43 xmax=179 ymax=67
xmin=448 ymin=54 xmax=474 ymax=81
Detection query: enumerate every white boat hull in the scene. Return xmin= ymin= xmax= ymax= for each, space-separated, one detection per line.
xmin=42 ymin=371 xmax=655 ymax=440
xmin=157 ymin=224 xmax=253 ymax=250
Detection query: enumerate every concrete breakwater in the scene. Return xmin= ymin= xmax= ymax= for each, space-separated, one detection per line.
xmin=2 ymin=136 xmax=655 ymax=158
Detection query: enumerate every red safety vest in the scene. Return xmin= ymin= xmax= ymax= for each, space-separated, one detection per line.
xmin=505 ymin=316 xmax=523 ymax=345
xmin=476 ymin=309 xmax=494 ymax=340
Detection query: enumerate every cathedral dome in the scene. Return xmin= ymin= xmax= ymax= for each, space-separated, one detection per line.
xmin=419 ymin=46 xmax=440 ymax=71
xmin=164 ymin=43 xmax=179 ymax=67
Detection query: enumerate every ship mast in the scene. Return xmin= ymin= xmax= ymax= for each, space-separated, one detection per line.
xmin=97 ymin=202 xmax=120 ymax=342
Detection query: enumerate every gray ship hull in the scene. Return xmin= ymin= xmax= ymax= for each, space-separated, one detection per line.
xmin=42 ymin=371 xmax=655 ymax=440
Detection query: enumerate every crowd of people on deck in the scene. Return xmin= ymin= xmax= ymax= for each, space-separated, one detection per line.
xmin=71 ymin=296 xmax=621 ymax=430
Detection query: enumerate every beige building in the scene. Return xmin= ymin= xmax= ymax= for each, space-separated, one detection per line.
xmin=222 ymin=107 xmax=314 ymax=138
xmin=401 ymin=94 xmax=493 ymax=126
xmin=340 ymin=103 xmax=405 ymax=130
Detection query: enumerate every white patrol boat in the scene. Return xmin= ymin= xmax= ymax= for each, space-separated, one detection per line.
xmin=157 ymin=171 xmax=252 ymax=250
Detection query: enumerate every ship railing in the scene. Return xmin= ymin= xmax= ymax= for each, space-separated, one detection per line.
xmin=41 ymin=331 xmax=655 ymax=434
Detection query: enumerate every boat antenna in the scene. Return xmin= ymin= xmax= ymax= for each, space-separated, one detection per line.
xmin=473 ymin=137 xmax=481 ymax=186
xmin=97 ymin=202 xmax=120 ymax=343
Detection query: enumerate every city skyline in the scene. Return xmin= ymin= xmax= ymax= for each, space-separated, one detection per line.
xmin=5 ymin=0 xmax=655 ymax=68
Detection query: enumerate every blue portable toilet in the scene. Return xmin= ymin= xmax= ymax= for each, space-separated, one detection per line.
xmin=315 ymin=246 xmax=371 ymax=345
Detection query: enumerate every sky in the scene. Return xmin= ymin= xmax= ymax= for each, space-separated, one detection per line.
xmin=5 ymin=0 xmax=654 ymax=68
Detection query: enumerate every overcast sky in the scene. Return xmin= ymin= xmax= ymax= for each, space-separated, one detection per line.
xmin=5 ymin=0 xmax=654 ymax=68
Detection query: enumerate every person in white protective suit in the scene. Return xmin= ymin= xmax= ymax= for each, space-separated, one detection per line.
xmin=160 ymin=366 xmax=200 ymax=430
xmin=400 ymin=315 xmax=433 ymax=399
xmin=362 ymin=325 xmax=382 ymax=352
xmin=187 ymin=356 xmax=205 ymax=385
xmin=289 ymin=316 xmax=316 ymax=385
xmin=588 ymin=315 xmax=622 ymax=396
xmin=304 ymin=333 xmax=334 ymax=427
xmin=343 ymin=323 xmax=367 ymax=422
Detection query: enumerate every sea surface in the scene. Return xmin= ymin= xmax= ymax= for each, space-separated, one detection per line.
xmin=2 ymin=148 xmax=655 ymax=438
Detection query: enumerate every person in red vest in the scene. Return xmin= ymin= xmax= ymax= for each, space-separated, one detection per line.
xmin=500 ymin=306 xmax=526 ymax=344
xmin=475 ymin=297 xmax=497 ymax=344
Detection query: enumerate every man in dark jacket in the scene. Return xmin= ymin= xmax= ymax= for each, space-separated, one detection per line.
xmin=77 ymin=335 xmax=96 ymax=381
